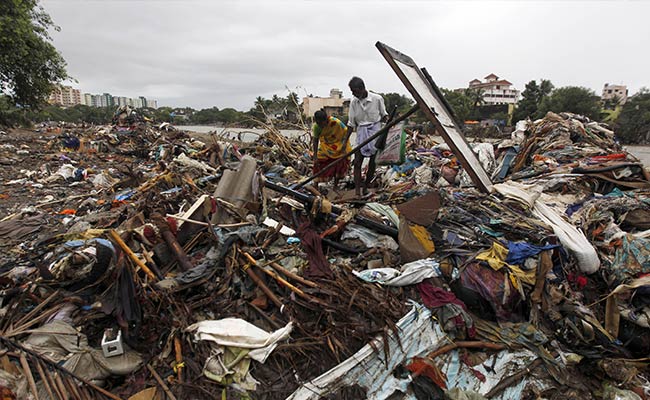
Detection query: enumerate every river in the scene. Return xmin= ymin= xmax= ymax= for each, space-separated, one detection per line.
xmin=177 ymin=125 xmax=650 ymax=167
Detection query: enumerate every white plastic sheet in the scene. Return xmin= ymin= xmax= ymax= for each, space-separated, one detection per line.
xmin=353 ymin=258 xmax=441 ymax=286
xmin=173 ymin=152 xmax=217 ymax=173
xmin=472 ymin=143 xmax=497 ymax=175
xmin=494 ymin=182 xmax=600 ymax=274
xmin=186 ymin=318 xmax=292 ymax=362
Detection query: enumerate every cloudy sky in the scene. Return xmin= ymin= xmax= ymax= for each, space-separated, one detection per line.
xmin=44 ymin=1 xmax=649 ymax=110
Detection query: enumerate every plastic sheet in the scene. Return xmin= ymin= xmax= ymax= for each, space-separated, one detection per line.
xmin=494 ymin=182 xmax=600 ymax=274
xmin=353 ymin=258 xmax=441 ymax=286
xmin=341 ymin=223 xmax=399 ymax=251
xmin=186 ymin=318 xmax=293 ymax=363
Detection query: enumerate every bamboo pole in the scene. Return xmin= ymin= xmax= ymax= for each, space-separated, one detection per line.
xmin=0 ymin=338 xmax=123 ymax=400
xmin=53 ymin=373 xmax=70 ymax=400
xmin=20 ymin=353 xmax=40 ymax=400
xmin=425 ymin=341 xmax=506 ymax=361
xmin=63 ymin=375 xmax=83 ymax=400
xmin=12 ymin=289 xmax=60 ymax=330
xmin=240 ymin=251 xmax=326 ymax=307
xmin=270 ymin=262 xmax=318 ymax=288
xmin=243 ymin=263 xmax=284 ymax=310
xmin=146 ymin=364 xmax=177 ymax=400
xmin=109 ymin=230 xmax=157 ymax=280
xmin=174 ymin=336 xmax=183 ymax=383
xmin=35 ymin=360 xmax=58 ymax=400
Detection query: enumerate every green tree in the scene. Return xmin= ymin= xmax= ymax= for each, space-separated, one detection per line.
xmin=615 ymin=88 xmax=650 ymax=144
xmin=539 ymin=79 xmax=554 ymax=100
xmin=26 ymin=104 xmax=115 ymax=124
xmin=538 ymin=86 xmax=601 ymax=120
xmin=152 ymin=106 xmax=174 ymax=123
xmin=0 ymin=0 xmax=69 ymax=108
xmin=466 ymin=88 xmax=485 ymax=116
xmin=603 ymin=94 xmax=623 ymax=111
xmin=0 ymin=95 xmax=30 ymax=126
xmin=190 ymin=107 xmax=220 ymax=124
xmin=217 ymin=108 xmax=242 ymax=124
xmin=441 ymin=88 xmax=475 ymax=124
xmin=513 ymin=79 xmax=554 ymax=121
xmin=379 ymin=92 xmax=414 ymax=115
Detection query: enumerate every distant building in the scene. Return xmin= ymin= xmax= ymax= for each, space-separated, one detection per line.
xmin=134 ymin=96 xmax=146 ymax=109
xmin=48 ymin=85 xmax=82 ymax=107
xmin=602 ymin=83 xmax=628 ymax=106
xmin=65 ymin=90 xmax=159 ymax=109
xmin=302 ymin=88 xmax=350 ymax=119
xmin=90 ymin=94 xmax=103 ymax=107
xmin=468 ymin=74 xmax=520 ymax=105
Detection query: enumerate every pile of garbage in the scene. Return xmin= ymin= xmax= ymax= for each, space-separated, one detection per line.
xmin=0 ymin=109 xmax=649 ymax=400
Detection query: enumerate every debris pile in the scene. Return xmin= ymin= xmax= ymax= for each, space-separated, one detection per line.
xmin=0 ymin=110 xmax=649 ymax=400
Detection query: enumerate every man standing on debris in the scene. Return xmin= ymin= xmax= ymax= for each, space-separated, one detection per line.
xmin=312 ymin=109 xmax=352 ymax=192
xmin=346 ymin=76 xmax=388 ymax=197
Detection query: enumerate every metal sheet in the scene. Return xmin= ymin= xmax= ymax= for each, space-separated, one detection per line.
xmin=375 ymin=42 xmax=493 ymax=193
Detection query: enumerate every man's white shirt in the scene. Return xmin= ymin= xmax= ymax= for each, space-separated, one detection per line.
xmin=348 ymin=92 xmax=387 ymax=128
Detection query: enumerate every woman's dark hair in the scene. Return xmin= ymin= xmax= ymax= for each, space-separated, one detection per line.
xmin=314 ymin=109 xmax=328 ymax=123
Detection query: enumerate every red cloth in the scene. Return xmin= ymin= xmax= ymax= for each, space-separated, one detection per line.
xmin=417 ymin=281 xmax=476 ymax=338
xmin=312 ymin=157 xmax=350 ymax=181
xmin=297 ymin=222 xmax=333 ymax=280
xmin=589 ymin=153 xmax=627 ymax=162
xmin=417 ymin=282 xmax=466 ymax=309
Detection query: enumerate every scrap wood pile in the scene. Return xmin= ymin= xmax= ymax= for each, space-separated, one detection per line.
xmin=0 ymin=109 xmax=649 ymax=399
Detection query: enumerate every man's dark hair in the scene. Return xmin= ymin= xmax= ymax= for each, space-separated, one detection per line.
xmin=314 ymin=109 xmax=328 ymax=123
xmin=349 ymin=76 xmax=365 ymax=89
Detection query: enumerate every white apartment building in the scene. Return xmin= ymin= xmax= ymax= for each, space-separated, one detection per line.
xmin=602 ymin=83 xmax=628 ymax=105
xmin=50 ymin=85 xmax=158 ymax=109
xmin=468 ymin=74 xmax=520 ymax=105
xmin=83 ymin=93 xmax=93 ymax=106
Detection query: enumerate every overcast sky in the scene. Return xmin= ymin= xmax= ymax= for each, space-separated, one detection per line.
xmin=43 ymin=0 xmax=649 ymax=110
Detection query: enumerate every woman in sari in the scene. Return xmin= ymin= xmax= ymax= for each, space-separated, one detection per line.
xmin=312 ymin=109 xmax=352 ymax=191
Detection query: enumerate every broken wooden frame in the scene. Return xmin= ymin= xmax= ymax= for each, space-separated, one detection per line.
xmin=375 ymin=41 xmax=493 ymax=193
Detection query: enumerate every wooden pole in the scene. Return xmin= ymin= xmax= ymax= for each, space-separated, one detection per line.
xmin=19 ymin=354 xmax=40 ymax=400
xmin=147 ymin=364 xmax=177 ymax=400
xmin=109 ymin=230 xmax=158 ymax=280
xmin=174 ymin=336 xmax=184 ymax=383
xmin=152 ymin=213 xmax=193 ymax=272
xmin=270 ymin=262 xmax=318 ymax=288
xmin=240 ymin=251 xmax=327 ymax=307
xmin=34 ymin=360 xmax=58 ymax=400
